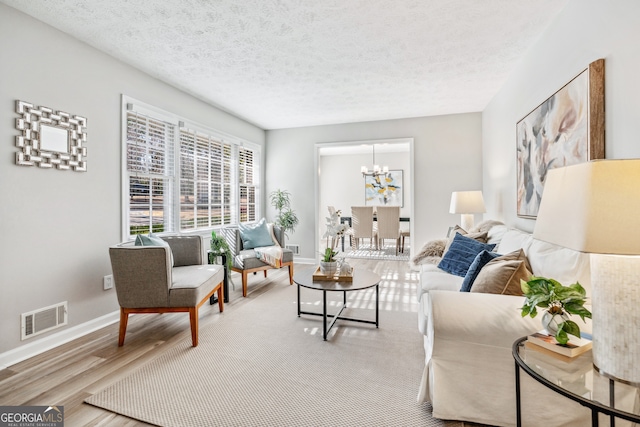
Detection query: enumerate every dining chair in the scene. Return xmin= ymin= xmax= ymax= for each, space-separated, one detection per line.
xmin=349 ymin=206 xmax=375 ymax=250
xmin=400 ymin=229 xmax=411 ymax=253
xmin=375 ymin=206 xmax=401 ymax=255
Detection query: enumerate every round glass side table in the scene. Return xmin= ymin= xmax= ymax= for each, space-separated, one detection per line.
xmin=513 ymin=336 xmax=640 ymax=426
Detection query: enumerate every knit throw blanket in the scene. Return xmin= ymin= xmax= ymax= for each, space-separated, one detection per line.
xmin=254 ymin=245 xmax=283 ymax=268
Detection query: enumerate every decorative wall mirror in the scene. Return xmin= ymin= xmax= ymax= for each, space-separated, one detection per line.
xmin=15 ymin=100 xmax=88 ymax=171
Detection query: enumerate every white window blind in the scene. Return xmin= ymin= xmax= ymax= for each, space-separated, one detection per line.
xmin=239 ymin=146 xmax=257 ymax=223
xmin=126 ymin=111 xmax=176 ymax=236
xmin=179 ymin=127 xmax=234 ymax=230
xmin=122 ymin=97 xmax=261 ymax=240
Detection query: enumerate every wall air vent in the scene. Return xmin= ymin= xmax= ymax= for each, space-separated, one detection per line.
xmin=21 ymin=301 xmax=68 ymax=340
xmin=285 ymin=244 xmax=300 ymax=255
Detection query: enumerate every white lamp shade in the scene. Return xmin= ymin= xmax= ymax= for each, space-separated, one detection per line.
xmin=449 ymin=191 xmax=486 ymax=214
xmin=533 ymin=159 xmax=640 ymax=385
xmin=533 ymin=159 xmax=640 ymax=255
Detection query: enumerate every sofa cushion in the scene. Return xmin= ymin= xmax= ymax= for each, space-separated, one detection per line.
xmin=438 ymin=233 xmax=497 ymax=277
xmin=470 ymin=250 xmax=532 ymax=295
xmin=238 ymin=218 xmax=275 ymax=249
xmin=496 ymin=228 xmax=534 ymax=255
xmin=526 ymin=239 xmax=591 ymax=295
xmin=169 ymin=264 xmax=224 ymax=307
xmin=459 ymin=250 xmax=502 ymax=292
xmin=418 ymin=264 xmax=464 ymax=301
xmin=486 ymin=224 xmax=509 ymax=246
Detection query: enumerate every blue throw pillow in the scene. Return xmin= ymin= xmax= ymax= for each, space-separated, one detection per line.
xmin=438 ymin=233 xmax=496 ymax=277
xmin=239 ymin=218 xmax=275 ymax=249
xmin=135 ymin=233 xmax=174 ymax=266
xmin=460 ymin=250 xmax=502 ymax=292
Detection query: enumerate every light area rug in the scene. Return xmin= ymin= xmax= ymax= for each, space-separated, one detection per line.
xmin=86 ymin=268 xmax=459 ymax=427
xmin=341 ymin=243 xmax=410 ymax=261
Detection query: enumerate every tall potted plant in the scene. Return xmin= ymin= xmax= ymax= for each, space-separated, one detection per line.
xmin=269 ymin=189 xmax=299 ymax=238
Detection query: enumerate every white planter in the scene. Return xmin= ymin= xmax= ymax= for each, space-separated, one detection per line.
xmin=541 ymin=310 xmax=569 ymax=335
xmin=320 ymin=261 xmax=338 ymax=276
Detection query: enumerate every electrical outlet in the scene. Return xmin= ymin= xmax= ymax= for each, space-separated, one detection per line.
xmin=103 ymin=274 xmax=114 ymax=290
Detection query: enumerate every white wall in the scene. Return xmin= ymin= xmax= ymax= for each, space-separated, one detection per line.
xmin=265 ymin=113 xmax=483 ymax=260
xmin=0 ymin=4 xmax=264 ymax=357
xmin=320 ymin=150 xmax=411 ymax=218
xmin=319 ymin=149 xmax=411 ymax=251
xmin=482 ymin=0 xmax=640 ymax=231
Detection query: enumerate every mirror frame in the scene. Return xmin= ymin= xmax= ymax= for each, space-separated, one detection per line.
xmin=15 ymin=100 xmax=87 ymax=171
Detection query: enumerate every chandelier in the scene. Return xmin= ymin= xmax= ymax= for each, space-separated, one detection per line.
xmin=361 ymin=144 xmax=389 ymax=178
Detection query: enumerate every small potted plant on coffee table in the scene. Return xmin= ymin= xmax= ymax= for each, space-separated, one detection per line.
xmin=320 ymin=247 xmax=339 ymax=276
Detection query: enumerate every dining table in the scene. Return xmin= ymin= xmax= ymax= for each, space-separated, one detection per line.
xmin=339 ymin=215 xmax=410 ymax=252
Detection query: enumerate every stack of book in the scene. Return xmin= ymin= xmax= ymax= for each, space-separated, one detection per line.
xmin=526 ymin=330 xmax=592 ymax=360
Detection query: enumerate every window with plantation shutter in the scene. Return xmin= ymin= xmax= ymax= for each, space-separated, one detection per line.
xmin=179 ymin=128 xmax=234 ymax=230
xmin=122 ymin=97 xmax=261 ymax=240
xmin=239 ymin=146 xmax=257 ymax=223
xmin=126 ymin=111 xmax=176 ymax=236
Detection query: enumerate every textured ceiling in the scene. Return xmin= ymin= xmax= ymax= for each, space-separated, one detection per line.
xmin=2 ymin=0 xmax=568 ymax=129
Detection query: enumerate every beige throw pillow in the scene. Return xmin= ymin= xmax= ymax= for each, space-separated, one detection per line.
xmin=470 ymin=249 xmax=532 ymax=296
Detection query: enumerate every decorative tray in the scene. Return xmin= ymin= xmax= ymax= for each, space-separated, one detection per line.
xmin=312 ymin=266 xmax=354 ymax=282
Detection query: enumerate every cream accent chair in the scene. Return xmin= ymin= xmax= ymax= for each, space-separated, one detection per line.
xmin=109 ymin=235 xmax=224 ymax=347
xmin=375 ymin=206 xmax=401 ymax=254
xmin=349 ymin=206 xmax=375 ymax=249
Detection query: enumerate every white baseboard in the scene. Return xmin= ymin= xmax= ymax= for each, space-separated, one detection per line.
xmin=0 ymin=310 xmax=120 ymax=370
xmin=1 ymin=259 xmax=319 ymax=369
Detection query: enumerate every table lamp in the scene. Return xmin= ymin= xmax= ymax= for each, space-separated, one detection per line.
xmin=533 ymin=159 xmax=640 ymax=384
xmin=449 ymin=190 xmax=486 ymax=231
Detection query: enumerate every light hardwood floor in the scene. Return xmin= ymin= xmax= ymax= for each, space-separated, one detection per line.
xmin=0 ymin=258 xmax=486 ymax=427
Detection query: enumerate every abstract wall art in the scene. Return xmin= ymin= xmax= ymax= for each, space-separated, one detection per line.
xmin=516 ymin=59 xmax=604 ymax=218
xmin=365 ymin=169 xmax=403 ymax=207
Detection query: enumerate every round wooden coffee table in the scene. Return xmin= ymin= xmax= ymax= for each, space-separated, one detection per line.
xmin=294 ymin=268 xmax=381 ymax=341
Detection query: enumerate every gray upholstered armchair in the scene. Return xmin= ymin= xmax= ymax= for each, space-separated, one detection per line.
xmin=109 ymin=235 xmax=224 ymax=347
xmin=220 ymin=226 xmax=294 ymax=297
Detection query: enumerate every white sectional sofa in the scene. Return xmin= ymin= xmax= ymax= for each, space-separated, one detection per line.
xmin=415 ymin=223 xmax=593 ymax=427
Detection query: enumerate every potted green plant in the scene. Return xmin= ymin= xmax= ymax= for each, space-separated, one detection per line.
xmin=210 ymin=230 xmax=232 ymax=271
xmin=320 ymin=247 xmax=339 ymax=276
xmin=520 ymin=276 xmax=592 ymax=345
xmin=269 ymin=189 xmax=299 ymax=238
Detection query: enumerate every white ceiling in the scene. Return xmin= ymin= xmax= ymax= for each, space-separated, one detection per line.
xmin=2 ymin=0 xmax=568 ymax=130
